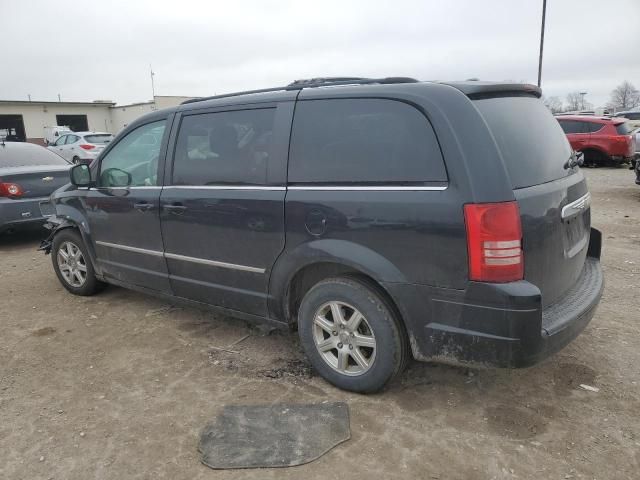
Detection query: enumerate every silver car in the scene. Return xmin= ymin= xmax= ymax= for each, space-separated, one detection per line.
xmin=47 ymin=131 xmax=113 ymax=164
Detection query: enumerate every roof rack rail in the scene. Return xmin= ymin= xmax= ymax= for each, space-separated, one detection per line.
xmin=181 ymin=76 xmax=419 ymax=105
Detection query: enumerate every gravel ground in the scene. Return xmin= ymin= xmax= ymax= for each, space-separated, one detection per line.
xmin=1 ymin=167 xmax=638 ymax=480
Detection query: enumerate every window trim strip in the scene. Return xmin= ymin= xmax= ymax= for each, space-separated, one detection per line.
xmin=90 ymin=185 xmax=448 ymax=191
xmin=163 ymin=185 xmax=286 ymax=191
xmin=287 ymin=185 xmax=448 ymax=191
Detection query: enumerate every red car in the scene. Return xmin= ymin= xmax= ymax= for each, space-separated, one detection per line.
xmin=556 ymin=115 xmax=635 ymax=166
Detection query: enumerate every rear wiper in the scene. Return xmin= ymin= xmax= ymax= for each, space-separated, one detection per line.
xmin=564 ymin=151 xmax=584 ymax=169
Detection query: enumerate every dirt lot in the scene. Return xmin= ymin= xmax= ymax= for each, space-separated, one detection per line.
xmin=1 ymin=168 xmax=639 ymax=480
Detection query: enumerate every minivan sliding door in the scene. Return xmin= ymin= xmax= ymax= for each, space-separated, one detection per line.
xmin=159 ymin=102 xmax=292 ymax=317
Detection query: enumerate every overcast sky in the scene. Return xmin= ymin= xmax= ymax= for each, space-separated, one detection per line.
xmin=1 ymin=0 xmax=638 ymax=108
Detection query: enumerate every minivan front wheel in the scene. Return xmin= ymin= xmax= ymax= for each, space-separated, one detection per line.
xmin=298 ymin=277 xmax=408 ymax=393
xmin=51 ymin=229 xmax=105 ymax=296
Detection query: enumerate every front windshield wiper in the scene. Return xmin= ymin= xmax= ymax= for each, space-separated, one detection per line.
xmin=564 ymin=151 xmax=584 ymax=170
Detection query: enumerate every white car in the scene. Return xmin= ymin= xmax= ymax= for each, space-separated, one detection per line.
xmin=43 ymin=126 xmax=72 ymax=145
xmin=47 ymin=131 xmax=114 ymax=164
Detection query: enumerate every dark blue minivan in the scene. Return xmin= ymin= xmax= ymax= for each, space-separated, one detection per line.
xmin=41 ymin=78 xmax=603 ymax=392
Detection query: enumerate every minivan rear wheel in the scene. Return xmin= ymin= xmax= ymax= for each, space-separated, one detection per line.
xmin=51 ymin=229 xmax=105 ymax=296
xmin=298 ymin=277 xmax=408 ymax=393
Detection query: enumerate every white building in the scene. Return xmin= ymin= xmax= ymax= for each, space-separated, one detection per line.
xmin=0 ymin=95 xmax=194 ymax=144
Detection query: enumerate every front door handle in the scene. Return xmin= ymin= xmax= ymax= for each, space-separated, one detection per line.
xmin=163 ymin=203 xmax=187 ymax=215
xmin=134 ymin=202 xmax=154 ymax=212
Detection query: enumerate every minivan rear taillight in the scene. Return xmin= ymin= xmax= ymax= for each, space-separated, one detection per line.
xmin=0 ymin=182 xmax=24 ymax=198
xmin=464 ymin=201 xmax=523 ymax=283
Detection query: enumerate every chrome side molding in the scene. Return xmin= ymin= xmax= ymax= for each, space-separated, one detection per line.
xmin=95 ymin=241 xmax=265 ymax=273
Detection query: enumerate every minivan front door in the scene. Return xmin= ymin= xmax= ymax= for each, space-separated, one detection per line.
xmin=159 ymin=103 xmax=292 ymax=316
xmin=86 ymin=118 xmax=171 ymax=293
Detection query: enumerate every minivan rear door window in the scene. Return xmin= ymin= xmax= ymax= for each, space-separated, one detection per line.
xmin=474 ymin=96 xmax=574 ymax=189
xmin=172 ymin=108 xmax=276 ymax=186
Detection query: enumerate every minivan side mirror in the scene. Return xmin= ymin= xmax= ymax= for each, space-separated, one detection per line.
xmin=70 ymin=164 xmax=92 ymax=187
xmin=100 ymin=168 xmax=132 ymax=188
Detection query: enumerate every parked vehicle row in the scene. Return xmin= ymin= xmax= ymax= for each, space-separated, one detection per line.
xmin=556 ymin=114 xmax=636 ymax=166
xmin=40 ymin=77 xmax=603 ymax=393
xmin=46 ymin=131 xmax=114 ymax=164
xmin=614 ymin=110 xmax=640 ymax=130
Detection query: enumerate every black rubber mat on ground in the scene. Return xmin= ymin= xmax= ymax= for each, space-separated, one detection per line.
xmin=198 ymin=402 xmax=350 ymax=469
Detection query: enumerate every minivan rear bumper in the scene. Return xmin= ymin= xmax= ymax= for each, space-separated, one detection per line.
xmin=384 ymin=228 xmax=604 ymax=368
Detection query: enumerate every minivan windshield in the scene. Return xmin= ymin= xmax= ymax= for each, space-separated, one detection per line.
xmin=474 ymin=95 xmax=574 ymax=189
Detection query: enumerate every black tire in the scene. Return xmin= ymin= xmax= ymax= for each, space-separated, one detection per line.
xmin=51 ymin=229 xmax=105 ymax=296
xmin=298 ymin=277 xmax=409 ymax=393
xmin=583 ymin=150 xmax=609 ymax=167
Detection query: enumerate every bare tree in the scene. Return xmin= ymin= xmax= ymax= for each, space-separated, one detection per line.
xmin=608 ymin=81 xmax=640 ymax=112
xmin=565 ymin=92 xmax=583 ymax=111
xmin=542 ymin=95 xmax=563 ymax=113
xmin=565 ymin=92 xmax=592 ymax=112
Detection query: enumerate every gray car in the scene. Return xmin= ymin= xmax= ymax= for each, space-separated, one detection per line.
xmin=0 ymin=141 xmax=71 ymax=233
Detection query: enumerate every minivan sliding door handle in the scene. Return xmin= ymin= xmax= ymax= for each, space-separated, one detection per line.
xmin=133 ymin=202 xmax=154 ymax=212
xmin=163 ymin=203 xmax=187 ymax=215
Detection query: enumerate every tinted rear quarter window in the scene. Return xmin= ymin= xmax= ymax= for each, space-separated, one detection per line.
xmin=475 ymin=96 xmax=573 ymax=189
xmin=288 ymin=99 xmax=447 ymax=184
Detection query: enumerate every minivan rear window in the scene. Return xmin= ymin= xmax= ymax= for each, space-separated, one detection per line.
xmin=288 ymin=99 xmax=447 ymax=184
xmin=474 ymin=96 xmax=573 ymax=189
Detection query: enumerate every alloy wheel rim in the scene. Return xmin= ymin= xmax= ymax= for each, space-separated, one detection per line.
xmin=57 ymin=241 xmax=87 ymax=288
xmin=312 ymin=301 xmax=376 ymax=376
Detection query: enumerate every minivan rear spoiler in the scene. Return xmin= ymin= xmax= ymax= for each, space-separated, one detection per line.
xmin=442 ymin=81 xmax=542 ymax=99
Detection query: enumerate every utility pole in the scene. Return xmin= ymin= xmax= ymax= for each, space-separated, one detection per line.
xmin=150 ymin=64 xmax=156 ymax=99
xmin=537 ymin=0 xmax=547 ymax=87
xmin=580 ymin=91 xmax=587 ymax=110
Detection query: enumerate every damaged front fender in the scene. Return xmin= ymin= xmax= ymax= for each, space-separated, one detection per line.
xmin=38 ymin=216 xmax=77 ymax=254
